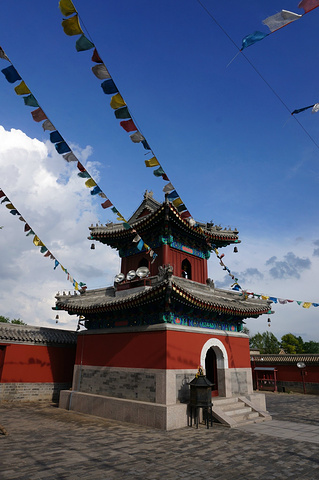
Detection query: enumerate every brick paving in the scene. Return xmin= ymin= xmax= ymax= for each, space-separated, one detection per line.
xmin=0 ymin=392 xmax=318 ymax=479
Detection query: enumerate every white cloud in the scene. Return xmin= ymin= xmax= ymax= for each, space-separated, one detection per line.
xmin=208 ymin=234 xmax=319 ymax=342
xmin=0 ymin=126 xmax=118 ymax=330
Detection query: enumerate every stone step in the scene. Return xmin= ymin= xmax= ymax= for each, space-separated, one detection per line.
xmin=219 ymin=402 xmax=250 ymax=412
xmin=213 ymin=397 xmax=239 ymax=406
xmin=230 ymin=411 xmax=260 ymax=424
xmin=227 ymin=407 xmax=254 ymax=417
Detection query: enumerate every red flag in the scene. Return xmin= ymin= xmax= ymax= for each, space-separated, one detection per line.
xmin=77 ymin=161 xmax=86 ymax=172
xmin=101 ymin=199 xmax=113 ymax=209
xmin=180 ymin=211 xmax=191 ymax=219
xmin=0 ymin=190 xmax=5 ymax=198
xmin=91 ymin=48 xmax=102 ymax=63
xmin=119 ymin=119 xmax=137 ymax=132
xmin=298 ymin=0 xmax=319 ymax=13
xmin=31 ymin=108 xmax=47 ymax=122
xmin=162 ymin=173 xmax=169 ymax=181
xmin=24 ymin=223 xmax=31 ymax=232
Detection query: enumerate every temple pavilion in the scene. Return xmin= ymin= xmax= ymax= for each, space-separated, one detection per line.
xmin=56 ymin=191 xmax=272 ymax=429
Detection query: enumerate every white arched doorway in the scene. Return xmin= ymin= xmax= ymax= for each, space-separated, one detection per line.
xmin=200 ymin=338 xmax=229 ymax=397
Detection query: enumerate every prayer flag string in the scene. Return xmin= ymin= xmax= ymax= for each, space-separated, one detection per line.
xmin=0 ymin=187 xmax=85 ymax=290
xmin=240 ymin=1 xmax=319 ymax=51
xmin=57 ymin=0 xmax=193 ymax=223
xmin=0 ymin=45 xmax=157 ymax=263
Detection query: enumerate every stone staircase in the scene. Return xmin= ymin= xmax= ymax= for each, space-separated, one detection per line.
xmin=211 ymin=396 xmax=272 ymax=428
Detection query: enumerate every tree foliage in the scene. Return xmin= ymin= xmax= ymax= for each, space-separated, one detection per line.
xmin=250 ymin=330 xmax=319 ymax=354
xmin=250 ymin=331 xmax=280 ymax=354
xmin=0 ymin=315 xmax=26 ymax=325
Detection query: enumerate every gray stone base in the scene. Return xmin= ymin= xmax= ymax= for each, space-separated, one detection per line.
xmin=0 ymin=382 xmax=71 ymax=402
xmin=59 ymin=390 xmax=188 ymax=430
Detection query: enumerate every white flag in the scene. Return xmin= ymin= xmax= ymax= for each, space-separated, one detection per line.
xmin=262 ymin=10 xmax=301 ymax=32
xmin=91 ymin=64 xmax=111 ymax=80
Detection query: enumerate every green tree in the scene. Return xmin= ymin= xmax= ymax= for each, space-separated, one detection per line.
xmin=303 ymin=341 xmax=319 ymax=354
xmin=281 ymin=333 xmax=304 ymax=354
xmin=0 ymin=315 xmax=26 ymax=325
xmin=250 ymin=331 xmax=280 ymax=354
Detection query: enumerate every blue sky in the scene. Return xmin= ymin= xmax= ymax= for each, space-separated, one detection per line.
xmin=0 ymin=1 xmax=318 ymax=341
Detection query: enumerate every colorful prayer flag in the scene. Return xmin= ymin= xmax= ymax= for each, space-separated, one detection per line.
xmin=141 ymin=139 xmax=151 ymax=150
xmin=167 ymin=190 xmax=179 ymax=200
xmin=137 ymin=239 xmax=144 ymax=251
xmin=110 ymin=93 xmax=126 ymax=109
xmin=120 ymin=119 xmax=137 ymax=132
xmin=144 ymin=157 xmax=159 ymax=167
xmin=101 ymin=79 xmax=118 ymax=94
xmin=33 ymin=235 xmax=45 ymax=247
xmin=153 ymin=167 xmax=165 ymax=177
xmin=55 ymin=141 xmax=71 ymax=154
xmin=298 ymin=0 xmax=319 ymax=13
xmin=85 ymin=178 xmax=97 ymax=188
xmin=92 ymin=64 xmax=111 ymax=80
xmin=76 ymin=35 xmax=94 ymax=52
xmin=50 ymin=131 xmax=64 ymax=143
xmin=241 ymin=31 xmax=268 ymax=50
xmin=23 ymin=94 xmax=39 ymax=107
xmin=1 ymin=65 xmax=21 ymax=83
xmin=262 ymin=10 xmax=301 ymax=32
xmin=302 ymin=302 xmax=312 ymax=308
xmin=59 ymin=0 xmax=77 ymax=16
xmin=0 ymin=47 xmax=9 ymax=61
xmin=31 ymin=108 xmax=47 ymax=122
xmin=101 ymin=199 xmax=113 ymax=209
xmin=91 ymin=186 xmax=102 ymax=195
xmin=91 ymin=48 xmax=102 ymax=63
xmin=114 ymin=106 xmax=131 ymax=119
xmin=291 ymin=105 xmax=314 ymax=115
xmin=61 ymin=15 xmax=83 ymax=36
xmin=173 ymin=198 xmax=183 ymax=207
xmin=163 ymin=182 xmax=174 ymax=193
xmin=180 ymin=210 xmax=191 ymax=219
xmin=42 ymin=119 xmax=56 ymax=131
xmin=63 ymin=152 xmax=77 ymax=162
xmin=14 ymin=81 xmax=31 ymax=95
xmin=130 ymin=131 xmax=144 ymax=143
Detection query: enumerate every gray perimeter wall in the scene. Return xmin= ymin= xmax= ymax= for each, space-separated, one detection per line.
xmin=0 ymin=382 xmax=72 ymax=402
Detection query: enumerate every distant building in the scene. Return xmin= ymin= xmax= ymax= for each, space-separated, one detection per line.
xmin=251 ymin=353 xmax=319 ymax=395
xmin=0 ymin=323 xmax=76 ymax=401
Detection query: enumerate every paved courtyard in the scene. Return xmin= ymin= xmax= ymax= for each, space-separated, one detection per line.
xmin=0 ymin=392 xmax=318 ymax=479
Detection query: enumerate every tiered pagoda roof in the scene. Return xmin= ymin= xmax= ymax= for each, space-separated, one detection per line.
xmin=89 ymin=191 xmax=240 ymax=253
xmin=55 ymin=266 xmax=271 ymax=323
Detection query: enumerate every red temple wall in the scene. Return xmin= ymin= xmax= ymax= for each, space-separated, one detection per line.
xmin=0 ymin=343 xmax=76 ymax=383
xmin=253 ymin=363 xmax=318 ymax=383
xmin=76 ymin=330 xmax=250 ymax=370
xmin=121 ymin=247 xmax=207 ymax=284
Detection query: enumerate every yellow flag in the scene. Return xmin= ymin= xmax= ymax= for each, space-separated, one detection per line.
xmin=5 ymin=203 xmax=15 ymax=209
xmin=145 ymin=157 xmax=159 ymax=168
xmin=14 ymin=81 xmax=31 ymax=95
xmin=110 ymin=93 xmax=126 ymax=109
xmin=85 ymin=178 xmax=97 ymax=188
xmin=173 ymin=198 xmax=183 ymax=207
xmin=261 ymin=295 xmax=269 ymax=300
xmin=74 ymin=282 xmax=79 ymax=291
xmin=62 ymin=15 xmax=83 ymax=36
xmin=33 ymin=235 xmax=45 ymax=247
xmin=59 ymin=0 xmax=77 ymax=16
xmin=116 ymin=214 xmax=125 ymax=222
xmin=302 ymin=302 xmax=312 ymax=309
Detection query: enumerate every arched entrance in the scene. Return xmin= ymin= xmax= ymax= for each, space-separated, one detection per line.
xmin=200 ymin=338 xmax=229 ymax=398
xmin=205 ymin=347 xmax=218 ymax=396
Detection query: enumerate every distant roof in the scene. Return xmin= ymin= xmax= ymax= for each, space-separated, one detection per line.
xmin=0 ymin=323 xmax=77 ymax=346
xmin=251 ymin=354 xmax=319 ymax=365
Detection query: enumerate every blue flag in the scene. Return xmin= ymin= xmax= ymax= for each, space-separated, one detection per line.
xmin=241 ymin=31 xmax=268 ymax=50
xmin=1 ymin=65 xmax=21 ymax=83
